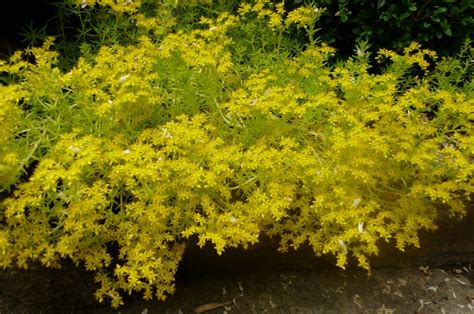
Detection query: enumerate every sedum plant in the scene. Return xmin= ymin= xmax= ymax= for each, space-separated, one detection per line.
xmin=1 ymin=0 xmax=473 ymax=308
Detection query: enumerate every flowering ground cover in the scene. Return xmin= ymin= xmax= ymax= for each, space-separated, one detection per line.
xmin=0 ymin=0 xmax=472 ymax=308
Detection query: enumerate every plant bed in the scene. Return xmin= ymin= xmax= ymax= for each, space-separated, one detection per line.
xmin=0 ymin=0 xmax=472 ymax=309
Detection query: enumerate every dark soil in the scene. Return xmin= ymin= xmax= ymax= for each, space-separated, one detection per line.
xmin=1 ymin=208 xmax=473 ymax=314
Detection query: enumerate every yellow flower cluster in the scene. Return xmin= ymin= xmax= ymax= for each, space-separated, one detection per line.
xmin=238 ymin=0 xmax=322 ymax=31
xmin=77 ymin=0 xmax=141 ymax=13
xmin=285 ymin=5 xmax=323 ymax=28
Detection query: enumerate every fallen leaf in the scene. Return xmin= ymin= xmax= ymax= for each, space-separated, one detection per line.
xmin=454 ymin=278 xmax=467 ymax=285
xmin=393 ymin=291 xmax=404 ymax=298
xmin=192 ymin=302 xmax=233 ymax=313
xmin=376 ymin=304 xmax=396 ymax=314
xmin=419 ymin=266 xmax=430 ymax=275
xmin=397 ymin=278 xmax=407 ymax=286
xmin=426 ymin=286 xmax=438 ymax=293
xmin=269 ymin=297 xmax=277 ymax=309
xmin=119 ymin=74 xmax=130 ymax=83
xmin=417 ymin=299 xmax=425 ymax=312
xmin=353 ymin=294 xmax=362 ymax=308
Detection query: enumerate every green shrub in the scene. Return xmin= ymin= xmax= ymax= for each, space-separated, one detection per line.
xmin=1 ymin=0 xmax=473 ymax=308
xmin=297 ymin=0 xmax=474 ymax=56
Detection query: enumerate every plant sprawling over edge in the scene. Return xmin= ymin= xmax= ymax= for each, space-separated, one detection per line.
xmin=0 ymin=0 xmax=473 ymax=308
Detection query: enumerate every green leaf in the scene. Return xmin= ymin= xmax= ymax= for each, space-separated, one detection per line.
xmin=444 ymin=27 xmax=452 ymax=36
xmin=381 ymin=14 xmax=391 ymax=22
xmin=434 ymin=7 xmax=448 ymax=14
xmin=399 ymin=12 xmax=411 ymax=20
xmin=377 ymin=0 xmax=386 ymax=10
xmin=409 ymin=5 xmax=417 ymax=11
